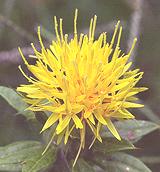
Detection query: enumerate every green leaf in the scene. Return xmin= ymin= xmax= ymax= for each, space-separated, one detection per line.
xmin=0 ymin=86 xmax=35 ymax=120
xmin=139 ymin=100 xmax=160 ymax=124
xmin=72 ymin=159 xmax=95 ymax=172
xmin=22 ymin=146 xmax=57 ymax=172
xmin=0 ymin=141 xmax=41 ymax=156
xmin=101 ymin=120 xmax=159 ymax=142
xmin=0 ymin=141 xmax=42 ymax=171
xmin=93 ymin=138 xmax=135 ymax=153
xmin=0 ymin=163 xmax=22 ymax=172
xmin=93 ymin=152 xmax=151 ymax=172
xmin=0 ymin=141 xmax=57 ymax=172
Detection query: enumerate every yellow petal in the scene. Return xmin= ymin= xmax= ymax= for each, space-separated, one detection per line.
xmin=112 ymin=109 xmax=135 ymax=119
xmin=72 ymin=115 xmax=83 ymax=129
xmin=64 ymin=124 xmax=75 ymax=144
xmin=72 ymin=104 xmax=84 ymax=114
xmin=131 ymin=87 xmax=148 ymax=92
xmin=94 ymin=112 xmax=107 ymax=125
xmin=87 ymin=119 xmax=102 ymax=142
xmin=54 ymin=104 xmax=66 ymax=113
xmin=64 ymin=125 xmax=70 ymax=144
xmin=88 ymin=114 xmax=95 ymax=125
xmin=111 ymin=81 xmax=130 ymax=92
xmin=123 ymin=102 xmax=144 ymax=108
xmin=119 ymin=109 xmax=135 ymax=119
xmin=41 ymin=113 xmax=59 ymax=132
xmin=96 ymin=122 xmax=102 ymax=141
xmin=56 ymin=115 xmax=71 ymax=134
xmin=105 ymin=118 xmax=121 ymax=140
xmin=84 ymin=110 xmax=92 ymax=118
xmin=76 ymin=95 xmax=86 ymax=102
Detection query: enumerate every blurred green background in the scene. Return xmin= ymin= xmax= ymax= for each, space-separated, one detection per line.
xmin=0 ymin=0 xmax=160 ymax=171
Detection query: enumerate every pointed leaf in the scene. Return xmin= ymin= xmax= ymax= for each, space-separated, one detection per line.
xmin=0 ymin=86 xmax=35 ymax=120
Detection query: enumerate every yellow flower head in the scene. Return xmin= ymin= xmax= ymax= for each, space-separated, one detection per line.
xmin=17 ymin=9 xmax=147 ymax=165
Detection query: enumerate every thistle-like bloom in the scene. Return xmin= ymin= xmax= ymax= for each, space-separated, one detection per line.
xmin=17 ymin=10 xmax=147 ymax=165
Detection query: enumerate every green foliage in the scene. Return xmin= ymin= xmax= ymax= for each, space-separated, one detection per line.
xmin=0 ymin=141 xmax=41 ymax=171
xmin=22 ymin=145 xmax=57 ymax=172
xmin=0 ymin=86 xmax=35 ymax=120
xmin=93 ymin=138 xmax=135 ymax=153
xmin=0 ymin=141 xmax=57 ymax=172
xmin=92 ymin=152 xmax=152 ymax=172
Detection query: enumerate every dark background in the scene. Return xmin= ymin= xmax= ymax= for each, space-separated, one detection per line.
xmin=0 ymin=0 xmax=160 ymax=171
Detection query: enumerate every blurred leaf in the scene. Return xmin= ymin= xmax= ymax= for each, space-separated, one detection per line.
xmin=93 ymin=138 xmax=135 ymax=153
xmin=41 ymin=25 xmax=56 ymax=42
xmin=0 ymin=86 xmax=35 ymax=120
xmin=72 ymin=159 xmax=95 ymax=172
xmin=0 ymin=141 xmax=42 ymax=171
xmin=101 ymin=120 xmax=159 ymax=142
xmin=139 ymin=100 xmax=160 ymax=124
xmin=93 ymin=152 xmax=151 ymax=172
xmin=140 ymin=156 xmax=160 ymax=164
xmin=22 ymin=146 xmax=57 ymax=172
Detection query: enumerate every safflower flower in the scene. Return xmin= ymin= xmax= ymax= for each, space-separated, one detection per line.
xmin=17 ymin=9 xmax=147 ymax=166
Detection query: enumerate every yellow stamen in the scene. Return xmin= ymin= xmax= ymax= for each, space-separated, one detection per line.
xmin=18 ymin=47 xmax=28 ymax=66
xmin=73 ymin=126 xmax=85 ymax=167
xmin=18 ymin=66 xmax=32 ymax=82
xmin=111 ymin=20 xmax=120 ymax=46
xmin=54 ymin=16 xmax=60 ymax=42
xmin=42 ymin=131 xmax=56 ymax=155
xmin=128 ymin=38 xmax=137 ymax=56
xmin=117 ymin=26 xmax=122 ymax=48
xmin=89 ymin=18 xmax=93 ymax=40
xmin=91 ymin=15 xmax=97 ymax=41
xmin=60 ymin=18 xmax=64 ymax=41
xmin=37 ymin=26 xmax=46 ymax=50
xmin=74 ymin=9 xmax=78 ymax=36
